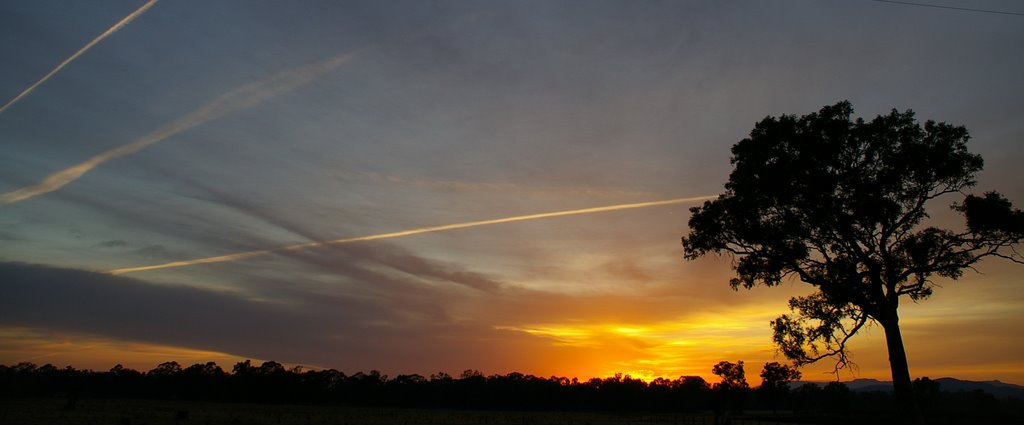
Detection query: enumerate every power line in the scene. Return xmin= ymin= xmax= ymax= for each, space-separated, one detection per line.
xmin=869 ymin=0 xmax=1024 ymax=16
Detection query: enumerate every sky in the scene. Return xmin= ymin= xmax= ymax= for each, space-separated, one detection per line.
xmin=1 ymin=0 xmax=1023 ymax=385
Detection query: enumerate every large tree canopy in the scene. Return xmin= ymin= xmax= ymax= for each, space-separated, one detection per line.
xmin=681 ymin=101 xmax=1023 ymax=412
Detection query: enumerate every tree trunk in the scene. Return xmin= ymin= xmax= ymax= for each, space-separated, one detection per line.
xmin=880 ymin=311 xmax=923 ymax=424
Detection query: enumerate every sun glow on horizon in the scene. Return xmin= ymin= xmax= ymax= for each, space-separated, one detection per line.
xmin=497 ymin=308 xmax=783 ymax=382
xmin=0 ymin=327 xmax=252 ymax=372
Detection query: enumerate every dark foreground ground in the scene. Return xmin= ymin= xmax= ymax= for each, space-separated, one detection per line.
xmin=3 ymin=398 xmax=1024 ymax=425
xmin=6 ymin=398 xmax=708 ymax=425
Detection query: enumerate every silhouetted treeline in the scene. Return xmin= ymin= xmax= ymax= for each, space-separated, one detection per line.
xmin=2 ymin=361 xmax=1022 ymax=421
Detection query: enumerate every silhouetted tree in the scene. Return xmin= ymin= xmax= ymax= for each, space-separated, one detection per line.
xmin=389 ymin=374 xmax=428 ymax=407
xmin=677 ymin=376 xmax=711 ymax=411
xmin=821 ymin=381 xmax=851 ymax=412
xmin=148 ymin=361 xmax=181 ymax=376
xmin=792 ymin=383 xmax=821 ymax=415
xmin=759 ymin=362 xmax=801 ymax=389
xmin=5 ymin=360 xmax=1024 ymax=422
xmin=14 ymin=361 xmax=37 ymax=373
xmin=711 ymin=361 xmax=749 ymax=423
xmin=258 ymin=360 xmax=286 ymax=375
xmin=146 ymin=361 xmax=183 ymax=398
xmin=180 ymin=362 xmax=226 ymax=400
xmin=759 ymin=362 xmax=801 ymax=414
xmin=232 ymin=360 xmax=254 ymax=375
xmin=913 ymin=377 xmax=941 ymax=410
xmin=712 ymin=360 xmax=749 ymax=391
xmin=682 ymin=101 xmax=1024 ymax=419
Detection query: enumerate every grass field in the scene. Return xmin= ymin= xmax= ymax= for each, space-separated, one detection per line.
xmin=0 ymin=398 xmax=803 ymax=425
xmin=7 ymin=397 xmax=1022 ymax=425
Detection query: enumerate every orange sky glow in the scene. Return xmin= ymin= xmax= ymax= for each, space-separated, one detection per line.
xmin=2 ymin=0 xmax=1022 ymax=388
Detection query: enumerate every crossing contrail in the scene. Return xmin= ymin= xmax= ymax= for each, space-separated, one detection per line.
xmin=0 ymin=0 xmax=161 ymax=115
xmin=0 ymin=52 xmax=356 ymax=205
xmin=106 ymin=195 xmax=717 ymax=275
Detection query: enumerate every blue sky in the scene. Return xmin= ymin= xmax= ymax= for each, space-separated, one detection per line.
xmin=1 ymin=0 xmax=1023 ymax=382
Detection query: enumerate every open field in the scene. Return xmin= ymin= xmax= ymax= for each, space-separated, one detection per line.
xmin=4 ymin=397 xmax=1024 ymax=425
xmin=0 ymin=398 xmax=804 ymax=425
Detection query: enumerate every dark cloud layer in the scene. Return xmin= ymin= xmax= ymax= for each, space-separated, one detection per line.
xmin=0 ymin=261 xmax=510 ymax=371
xmin=2 ymin=262 xmax=311 ymax=355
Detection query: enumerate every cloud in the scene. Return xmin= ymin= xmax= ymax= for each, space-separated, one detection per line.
xmin=133 ymin=244 xmax=193 ymax=260
xmin=0 ymin=260 xmax=801 ymax=378
xmin=15 ymin=187 xmax=283 ymax=267
xmin=0 ymin=262 xmax=493 ymax=370
xmin=108 ymin=195 xmax=716 ymax=275
xmin=0 ymin=262 xmax=309 ymax=357
xmin=95 ymin=239 xmax=129 ymax=248
xmin=166 ymin=175 xmax=331 ymax=245
xmin=0 ymin=230 xmax=22 ymax=241
xmin=276 ymin=242 xmax=505 ymax=294
xmin=601 ymin=258 xmax=656 ymax=284
xmin=330 ymin=170 xmax=658 ymax=199
xmin=90 ymin=174 xmax=507 ymax=294
xmin=0 ymin=51 xmax=357 ymax=205
xmin=0 ymin=0 xmax=161 ymax=114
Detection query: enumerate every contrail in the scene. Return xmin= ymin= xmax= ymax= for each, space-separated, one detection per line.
xmin=107 ymin=195 xmax=717 ymax=275
xmin=0 ymin=52 xmax=356 ymax=205
xmin=0 ymin=0 xmax=161 ymax=114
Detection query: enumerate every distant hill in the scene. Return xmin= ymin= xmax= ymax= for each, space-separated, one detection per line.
xmin=933 ymin=378 xmax=1024 ymax=399
xmin=792 ymin=378 xmax=1024 ymax=399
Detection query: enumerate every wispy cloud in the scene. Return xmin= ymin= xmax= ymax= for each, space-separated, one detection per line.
xmin=107 ymin=195 xmax=716 ymax=275
xmin=95 ymin=239 xmax=129 ymax=249
xmin=331 ymin=170 xmax=657 ymax=199
xmin=0 ymin=0 xmax=161 ymax=114
xmin=0 ymin=51 xmax=357 ymax=205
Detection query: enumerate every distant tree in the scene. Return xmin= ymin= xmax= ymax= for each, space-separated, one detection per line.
xmin=678 ymin=375 xmax=710 ymax=391
xmin=682 ymin=101 xmax=1024 ymax=417
xmin=460 ymin=369 xmax=484 ymax=379
xmin=37 ymin=363 xmax=58 ymax=374
xmin=792 ymin=382 xmax=821 ymax=414
xmin=14 ymin=362 xmax=37 ymax=373
xmin=760 ymin=362 xmax=801 ymax=389
xmin=393 ymin=373 xmax=427 ymax=385
xmin=148 ymin=361 xmax=181 ymax=376
xmin=712 ymin=360 xmax=749 ymax=390
xmin=759 ymin=362 xmax=801 ymax=414
xmin=257 ymin=360 xmax=286 ymax=375
xmin=182 ymin=361 xmax=225 ymax=377
xmin=389 ymin=374 xmax=429 ymax=407
xmin=676 ymin=376 xmax=712 ymax=411
xmin=821 ymin=381 xmax=851 ymax=412
xmin=429 ymin=371 xmax=452 ymax=382
xmin=177 ymin=362 xmax=226 ymax=401
xmin=913 ymin=377 xmax=941 ymax=410
xmin=232 ymin=360 xmax=254 ymax=375
xmin=711 ymin=360 xmax=749 ymax=422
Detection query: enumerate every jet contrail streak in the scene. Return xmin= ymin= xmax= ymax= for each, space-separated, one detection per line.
xmin=0 ymin=52 xmax=355 ymax=205
xmin=0 ymin=0 xmax=160 ymax=115
xmin=107 ymin=195 xmax=717 ymax=275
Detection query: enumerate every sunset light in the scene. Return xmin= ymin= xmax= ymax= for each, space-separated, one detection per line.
xmin=2 ymin=0 xmax=1023 ymax=403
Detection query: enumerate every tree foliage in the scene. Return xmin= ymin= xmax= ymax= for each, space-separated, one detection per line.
xmin=712 ymin=360 xmax=749 ymax=390
xmin=5 ymin=360 xmax=1024 ymax=422
xmin=759 ymin=362 xmax=802 ymax=415
xmin=681 ymin=101 xmax=1023 ymax=404
xmin=759 ymin=362 xmax=801 ymax=390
